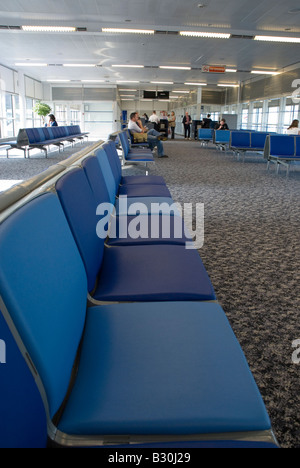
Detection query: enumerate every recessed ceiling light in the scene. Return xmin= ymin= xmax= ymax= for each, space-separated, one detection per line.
xmin=112 ymin=64 xmax=144 ymax=68
xmin=217 ymin=83 xmax=239 ymax=87
xmin=22 ymin=26 xmax=76 ymax=32
xmin=251 ymin=70 xmax=279 ymax=75
xmin=159 ymin=66 xmax=191 ymax=70
xmin=254 ymin=35 xmax=300 ymax=43
xmin=180 ymin=31 xmax=231 ymax=39
xmin=150 ymin=81 xmax=174 ymax=84
xmin=102 ymin=28 xmax=155 ymax=34
xmin=63 ymin=64 xmax=96 ymax=67
xmin=16 ymin=62 xmax=48 ymax=66
xmin=184 ymin=82 xmax=207 ymax=86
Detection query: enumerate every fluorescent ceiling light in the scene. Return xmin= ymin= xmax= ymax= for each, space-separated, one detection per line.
xmin=116 ymin=80 xmax=140 ymax=83
xmin=180 ymin=31 xmax=230 ymax=39
xmin=172 ymin=90 xmax=190 ymax=93
xmin=47 ymin=79 xmax=71 ymax=82
xmin=22 ymin=26 xmax=76 ymax=32
xmin=16 ymin=62 xmax=48 ymax=67
xmin=150 ymin=81 xmax=174 ymax=84
xmin=102 ymin=28 xmax=154 ymax=34
xmin=63 ymin=64 xmax=96 ymax=67
xmin=81 ymin=80 xmax=105 ymax=82
xmin=217 ymin=83 xmax=239 ymax=87
xmin=226 ymin=68 xmax=237 ymax=72
xmin=119 ymin=89 xmax=138 ymax=91
xmin=159 ymin=66 xmax=191 ymax=70
xmin=112 ymin=64 xmax=144 ymax=68
xmin=254 ymin=35 xmax=300 ymax=43
xmin=251 ymin=70 xmax=279 ymax=75
xmin=184 ymin=82 xmax=207 ymax=86
xmin=120 ymin=94 xmax=136 ymax=97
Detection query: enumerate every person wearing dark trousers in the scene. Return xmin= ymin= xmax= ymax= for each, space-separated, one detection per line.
xmin=182 ymin=112 xmax=192 ymax=139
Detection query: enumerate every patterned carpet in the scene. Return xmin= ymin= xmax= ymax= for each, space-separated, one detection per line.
xmin=1 ymin=138 xmax=299 ymax=448
xmin=126 ymin=138 xmax=300 ymax=449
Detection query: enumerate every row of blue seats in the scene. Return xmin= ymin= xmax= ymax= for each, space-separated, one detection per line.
xmin=198 ymin=129 xmax=271 ymax=155
xmin=0 ymin=138 xmax=279 ymax=448
xmin=264 ymin=134 xmax=300 ymax=175
xmin=6 ymin=125 xmax=89 ymax=158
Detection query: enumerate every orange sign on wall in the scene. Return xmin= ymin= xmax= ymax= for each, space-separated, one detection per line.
xmin=202 ymin=65 xmax=226 ymax=73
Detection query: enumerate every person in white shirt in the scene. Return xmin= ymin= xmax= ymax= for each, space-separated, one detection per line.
xmin=149 ymin=111 xmax=160 ymax=125
xmin=286 ymin=119 xmax=300 ymax=135
xmin=128 ymin=112 xmax=168 ymax=158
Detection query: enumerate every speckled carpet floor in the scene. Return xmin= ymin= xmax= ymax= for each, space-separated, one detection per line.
xmin=1 ymin=137 xmax=299 ymax=448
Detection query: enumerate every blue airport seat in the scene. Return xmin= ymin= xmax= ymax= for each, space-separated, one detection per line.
xmin=198 ymin=128 xmax=213 ymax=146
xmin=0 ymin=193 xmax=277 ymax=447
xmin=103 ymin=139 xmax=166 ymax=185
xmin=214 ymin=130 xmax=231 ymax=150
xmin=55 ymin=167 xmax=215 ymax=301
xmin=265 ymin=135 xmax=299 ymax=175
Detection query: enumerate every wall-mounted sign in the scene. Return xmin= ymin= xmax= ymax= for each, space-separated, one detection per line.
xmin=202 ymin=65 xmax=226 ymax=73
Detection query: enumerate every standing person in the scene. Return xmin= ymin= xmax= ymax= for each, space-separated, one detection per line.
xmin=286 ymin=119 xmax=300 ymax=135
xmin=182 ymin=112 xmax=192 ymax=140
xmin=149 ymin=110 xmax=160 ymax=131
xmin=202 ymin=114 xmax=212 ymax=128
xmin=46 ymin=114 xmax=58 ymax=127
xmin=169 ymin=111 xmax=176 ymax=139
xmin=128 ymin=112 xmax=168 ymax=158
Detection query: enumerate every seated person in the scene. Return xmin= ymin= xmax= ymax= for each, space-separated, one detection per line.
xmin=217 ymin=119 xmax=229 ymax=130
xmin=128 ymin=112 xmax=168 ymax=158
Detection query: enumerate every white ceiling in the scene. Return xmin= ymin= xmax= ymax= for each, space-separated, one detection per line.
xmin=0 ymin=0 xmax=300 ymax=95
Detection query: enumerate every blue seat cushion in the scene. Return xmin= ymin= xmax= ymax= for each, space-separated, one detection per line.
xmin=121 ymin=175 xmax=166 ymax=185
xmin=125 ymin=153 xmax=154 ymax=161
xmin=106 ymin=214 xmax=192 ymax=246
xmin=92 ymin=244 xmax=216 ymax=302
xmin=115 ymin=197 xmax=182 ymax=216
xmin=118 ymin=183 xmax=171 ymax=198
xmin=57 ymin=302 xmax=271 ymax=436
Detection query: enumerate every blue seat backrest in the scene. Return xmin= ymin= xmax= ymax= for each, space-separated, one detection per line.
xmin=198 ymin=129 xmax=213 ymax=139
xmin=215 ymin=130 xmax=230 ymax=142
xmin=94 ymin=147 xmax=117 ymax=203
xmin=82 ymin=156 xmax=112 ymax=208
xmin=231 ymin=131 xmax=250 ymax=147
xmin=102 ymin=140 xmax=122 ymax=185
xmin=295 ymin=136 xmax=300 ymax=156
xmin=0 ymin=193 xmax=87 ymax=419
xmin=119 ymin=131 xmax=129 ymax=157
xmin=269 ymin=135 xmax=295 ymax=156
xmin=55 ymin=168 xmax=105 ymax=293
xmin=42 ymin=127 xmax=51 ymax=140
xmin=37 ymin=128 xmax=46 ymax=142
xmin=251 ymin=132 xmax=268 ymax=149
xmin=25 ymin=129 xmax=36 ymax=144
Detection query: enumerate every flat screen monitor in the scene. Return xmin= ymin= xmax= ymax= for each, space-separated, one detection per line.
xmin=143 ymin=91 xmax=156 ymax=99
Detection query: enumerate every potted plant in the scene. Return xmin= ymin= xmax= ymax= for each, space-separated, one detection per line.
xmin=33 ymin=102 xmax=52 ymax=125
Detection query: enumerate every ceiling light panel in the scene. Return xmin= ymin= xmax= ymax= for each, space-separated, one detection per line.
xmin=22 ymin=26 xmax=76 ymax=32
xmin=254 ymin=35 xmax=300 ymax=43
xmin=180 ymin=31 xmax=231 ymax=39
xmin=102 ymin=28 xmax=154 ymax=34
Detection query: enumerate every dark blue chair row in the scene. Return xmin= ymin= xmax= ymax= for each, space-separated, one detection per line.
xmin=8 ymin=125 xmax=89 ymax=158
xmin=0 ymin=140 xmax=279 ymax=448
xmin=264 ymin=135 xmax=300 ymax=175
xmin=230 ymin=131 xmax=270 ymax=161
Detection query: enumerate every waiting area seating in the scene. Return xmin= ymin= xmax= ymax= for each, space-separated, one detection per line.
xmin=229 ymin=131 xmax=269 ymax=161
xmin=4 ymin=125 xmax=89 ymax=158
xmin=198 ymin=128 xmax=214 ymax=146
xmin=264 ymin=134 xmax=300 ymax=175
xmin=0 ymin=133 xmax=279 ymax=448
